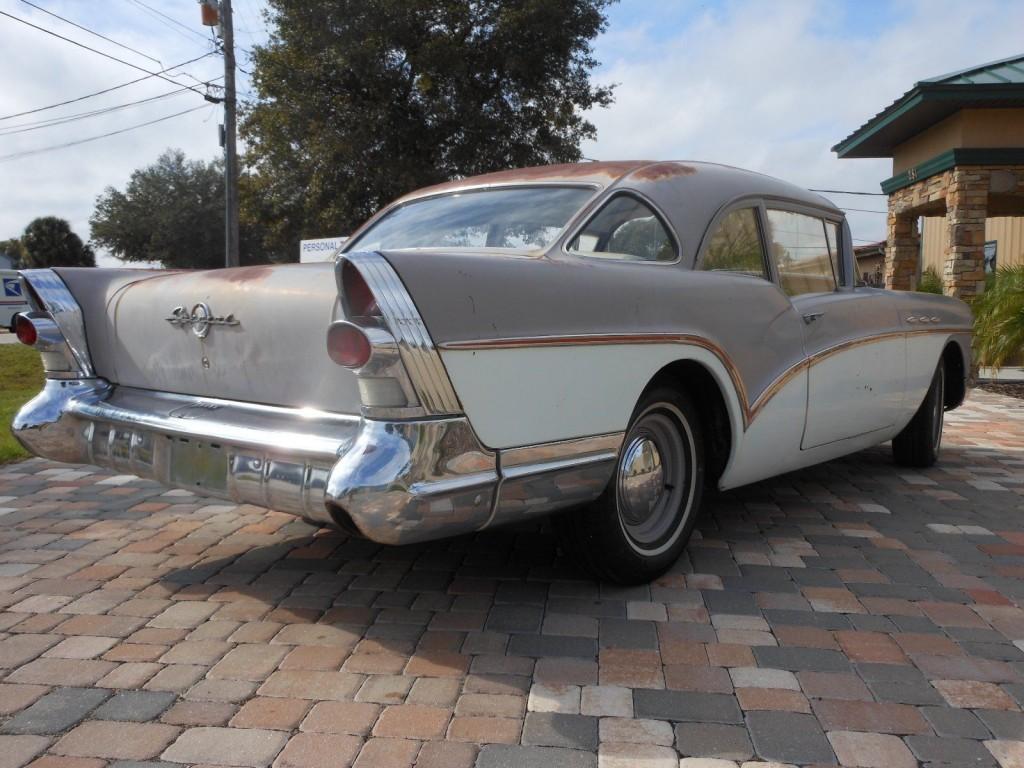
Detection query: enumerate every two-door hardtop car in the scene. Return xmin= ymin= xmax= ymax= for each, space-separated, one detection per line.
xmin=12 ymin=161 xmax=972 ymax=583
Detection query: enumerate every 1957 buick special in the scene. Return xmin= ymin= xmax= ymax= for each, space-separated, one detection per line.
xmin=11 ymin=161 xmax=972 ymax=583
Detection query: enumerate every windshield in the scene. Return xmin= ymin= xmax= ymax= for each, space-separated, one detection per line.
xmin=347 ymin=186 xmax=594 ymax=251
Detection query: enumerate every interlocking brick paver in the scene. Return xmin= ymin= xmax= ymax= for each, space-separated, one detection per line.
xmin=5 ymin=391 xmax=1024 ymax=765
xmin=53 ymin=721 xmax=180 ymax=760
xmin=160 ymin=726 xmax=288 ymax=766
xmin=827 ymin=730 xmax=916 ymax=768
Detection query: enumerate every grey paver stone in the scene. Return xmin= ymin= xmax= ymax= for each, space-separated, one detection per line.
xmin=475 ymin=744 xmax=597 ymax=768
xmin=521 ymin=711 xmax=597 ymax=750
xmin=675 ymin=722 xmax=753 ymax=760
xmin=632 ymin=690 xmax=742 ymax=724
xmin=904 ymin=734 xmax=997 ymax=766
xmin=0 ymin=687 xmax=110 ymax=735
xmin=93 ymin=690 xmax=177 ymax=722
xmin=746 ymin=711 xmax=836 ymax=764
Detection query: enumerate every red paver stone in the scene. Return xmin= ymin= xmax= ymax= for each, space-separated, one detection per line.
xmin=736 ymin=687 xmax=811 ymax=713
xmin=447 ymin=716 xmax=523 ymax=744
xmin=934 ymin=679 xmax=1019 ymax=710
xmin=812 ymin=700 xmax=930 ymax=734
xmin=0 ymin=736 xmax=50 ymax=768
xmin=300 ymin=702 xmax=380 ymax=735
xmin=834 ymin=631 xmax=908 ymax=664
xmin=231 ymin=698 xmax=312 ymax=730
xmin=414 ymin=741 xmax=477 ymax=768
xmin=372 ymin=705 xmax=451 ymax=739
xmin=272 ymin=733 xmax=362 ymax=768
xmin=352 ymin=738 xmax=420 ymax=768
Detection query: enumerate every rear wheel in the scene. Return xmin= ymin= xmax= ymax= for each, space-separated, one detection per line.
xmin=892 ymin=362 xmax=945 ymax=467
xmin=555 ymin=386 xmax=704 ymax=584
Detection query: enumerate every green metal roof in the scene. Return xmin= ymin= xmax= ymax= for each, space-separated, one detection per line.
xmin=833 ymin=54 xmax=1024 ymax=158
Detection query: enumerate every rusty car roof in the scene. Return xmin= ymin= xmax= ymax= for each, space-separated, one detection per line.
xmin=394 ymin=160 xmax=838 ymax=213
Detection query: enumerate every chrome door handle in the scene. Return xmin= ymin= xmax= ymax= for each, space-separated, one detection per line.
xmin=802 ymin=312 xmax=825 ymax=325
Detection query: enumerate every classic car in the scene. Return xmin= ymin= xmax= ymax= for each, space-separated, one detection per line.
xmin=11 ymin=161 xmax=972 ymax=584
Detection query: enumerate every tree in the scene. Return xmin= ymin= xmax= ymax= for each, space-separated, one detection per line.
xmin=90 ymin=149 xmax=271 ymax=269
xmin=242 ymin=0 xmax=615 ymax=255
xmin=21 ymin=217 xmax=95 ymax=268
xmin=972 ymin=265 xmax=1024 ymax=371
xmin=0 ymin=238 xmax=26 ymax=269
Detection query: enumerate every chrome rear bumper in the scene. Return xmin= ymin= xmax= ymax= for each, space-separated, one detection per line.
xmin=13 ymin=379 xmax=620 ymax=545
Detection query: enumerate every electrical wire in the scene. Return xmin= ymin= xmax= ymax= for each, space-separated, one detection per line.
xmin=0 ymin=105 xmax=213 ymax=163
xmin=0 ymin=51 xmax=218 ymax=121
xmin=0 ymin=78 xmax=223 ymax=135
xmin=18 ymin=0 xmax=162 ymax=67
xmin=124 ymin=0 xmax=210 ymax=42
xmin=840 ymin=207 xmax=889 ymax=215
xmin=0 ymin=11 xmax=215 ymax=98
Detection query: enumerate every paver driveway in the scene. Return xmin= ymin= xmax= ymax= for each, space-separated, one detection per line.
xmin=2 ymin=390 xmax=1024 ymax=768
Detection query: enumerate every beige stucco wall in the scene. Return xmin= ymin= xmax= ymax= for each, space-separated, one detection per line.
xmin=893 ymin=109 xmax=1024 ymax=174
xmin=921 ymin=215 xmax=1024 ymax=274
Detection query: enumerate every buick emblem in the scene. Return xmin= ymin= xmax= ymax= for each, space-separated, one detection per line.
xmin=166 ymin=303 xmax=239 ymax=339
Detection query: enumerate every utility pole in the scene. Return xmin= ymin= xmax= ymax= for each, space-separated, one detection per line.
xmin=221 ymin=0 xmax=240 ymax=268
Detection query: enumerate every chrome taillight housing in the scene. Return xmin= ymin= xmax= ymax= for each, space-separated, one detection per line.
xmin=331 ymin=252 xmax=461 ymax=419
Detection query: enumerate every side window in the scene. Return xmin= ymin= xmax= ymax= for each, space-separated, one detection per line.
xmin=766 ymin=210 xmax=837 ymax=296
xmin=825 ymin=221 xmax=842 ymax=285
xmin=568 ymin=195 xmax=676 ymax=262
xmin=701 ymin=208 xmax=767 ymax=278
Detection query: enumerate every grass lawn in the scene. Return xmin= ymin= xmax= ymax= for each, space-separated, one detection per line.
xmin=0 ymin=343 xmax=43 ymax=464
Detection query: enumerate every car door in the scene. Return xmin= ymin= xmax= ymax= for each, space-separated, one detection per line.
xmin=763 ymin=208 xmax=906 ymax=449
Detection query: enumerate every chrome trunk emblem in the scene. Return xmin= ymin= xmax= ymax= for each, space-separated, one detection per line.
xmin=166 ymin=303 xmax=239 ymax=339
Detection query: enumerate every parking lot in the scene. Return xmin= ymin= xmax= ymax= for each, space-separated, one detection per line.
xmin=2 ymin=389 xmax=1024 ymax=767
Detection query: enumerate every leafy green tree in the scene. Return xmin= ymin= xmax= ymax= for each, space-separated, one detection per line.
xmin=21 ymin=217 xmax=95 ymax=268
xmin=243 ymin=0 xmax=615 ymax=255
xmin=0 ymin=238 xmax=26 ymax=269
xmin=90 ymin=149 xmax=270 ymax=269
xmin=973 ymin=265 xmax=1024 ymax=371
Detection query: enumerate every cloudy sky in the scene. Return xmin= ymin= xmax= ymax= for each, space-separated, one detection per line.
xmin=0 ymin=0 xmax=1022 ymax=267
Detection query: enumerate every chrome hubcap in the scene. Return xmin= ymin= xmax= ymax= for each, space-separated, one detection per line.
xmin=618 ymin=436 xmax=665 ymax=526
xmin=615 ymin=405 xmax=695 ymax=555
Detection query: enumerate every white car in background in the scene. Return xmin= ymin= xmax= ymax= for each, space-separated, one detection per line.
xmin=0 ymin=270 xmax=30 ymax=331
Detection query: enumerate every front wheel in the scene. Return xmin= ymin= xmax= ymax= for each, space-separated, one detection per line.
xmin=892 ymin=362 xmax=945 ymax=467
xmin=555 ymin=386 xmax=704 ymax=584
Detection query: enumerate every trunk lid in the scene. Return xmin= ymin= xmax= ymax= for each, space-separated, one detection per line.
xmin=63 ymin=263 xmax=361 ymax=414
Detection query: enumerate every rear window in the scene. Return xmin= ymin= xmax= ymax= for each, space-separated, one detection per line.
xmin=347 ymin=186 xmax=594 ymax=251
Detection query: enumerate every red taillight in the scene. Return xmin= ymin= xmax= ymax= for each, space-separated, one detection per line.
xmin=342 ymin=260 xmax=380 ymax=318
xmin=14 ymin=314 xmax=37 ymax=347
xmin=327 ymin=322 xmax=372 ymax=368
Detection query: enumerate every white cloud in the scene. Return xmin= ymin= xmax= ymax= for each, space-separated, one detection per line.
xmin=583 ymin=0 xmax=1024 ymax=243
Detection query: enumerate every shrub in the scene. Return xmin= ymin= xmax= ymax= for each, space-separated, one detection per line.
xmin=973 ymin=265 xmax=1024 ymax=371
xmin=917 ymin=267 xmax=944 ymax=294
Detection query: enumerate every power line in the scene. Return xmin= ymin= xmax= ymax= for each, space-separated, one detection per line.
xmin=18 ymin=0 xmax=161 ymax=67
xmin=840 ymin=207 xmax=889 ymax=215
xmin=0 ymin=105 xmax=213 ymax=163
xmin=124 ymin=0 xmax=209 ymax=42
xmin=0 ymin=10 xmax=216 ymax=99
xmin=0 ymin=51 xmax=217 ymax=121
xmin=810 ymin=188 xmax=887 ymax=196
xmin=0 ymin=79 xmax=223 ymax=135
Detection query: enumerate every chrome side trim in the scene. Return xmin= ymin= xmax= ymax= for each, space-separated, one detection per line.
xmin=486 ymin=432 xmax=623 ymax=531
xmin=19 ymin=269 xmax=95 ymax=377
xmin=340 ymin=252 xmax=462 ymax=415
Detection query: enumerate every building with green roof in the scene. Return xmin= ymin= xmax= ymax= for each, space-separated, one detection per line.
xmin=834 ymin=55 xmax=1024 ymax=296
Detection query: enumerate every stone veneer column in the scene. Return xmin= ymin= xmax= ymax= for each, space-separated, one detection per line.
xmin=885 ymin=205 xmax=920 ymax=291
xmin=943 ymin=167 xmax=989 ymax=298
